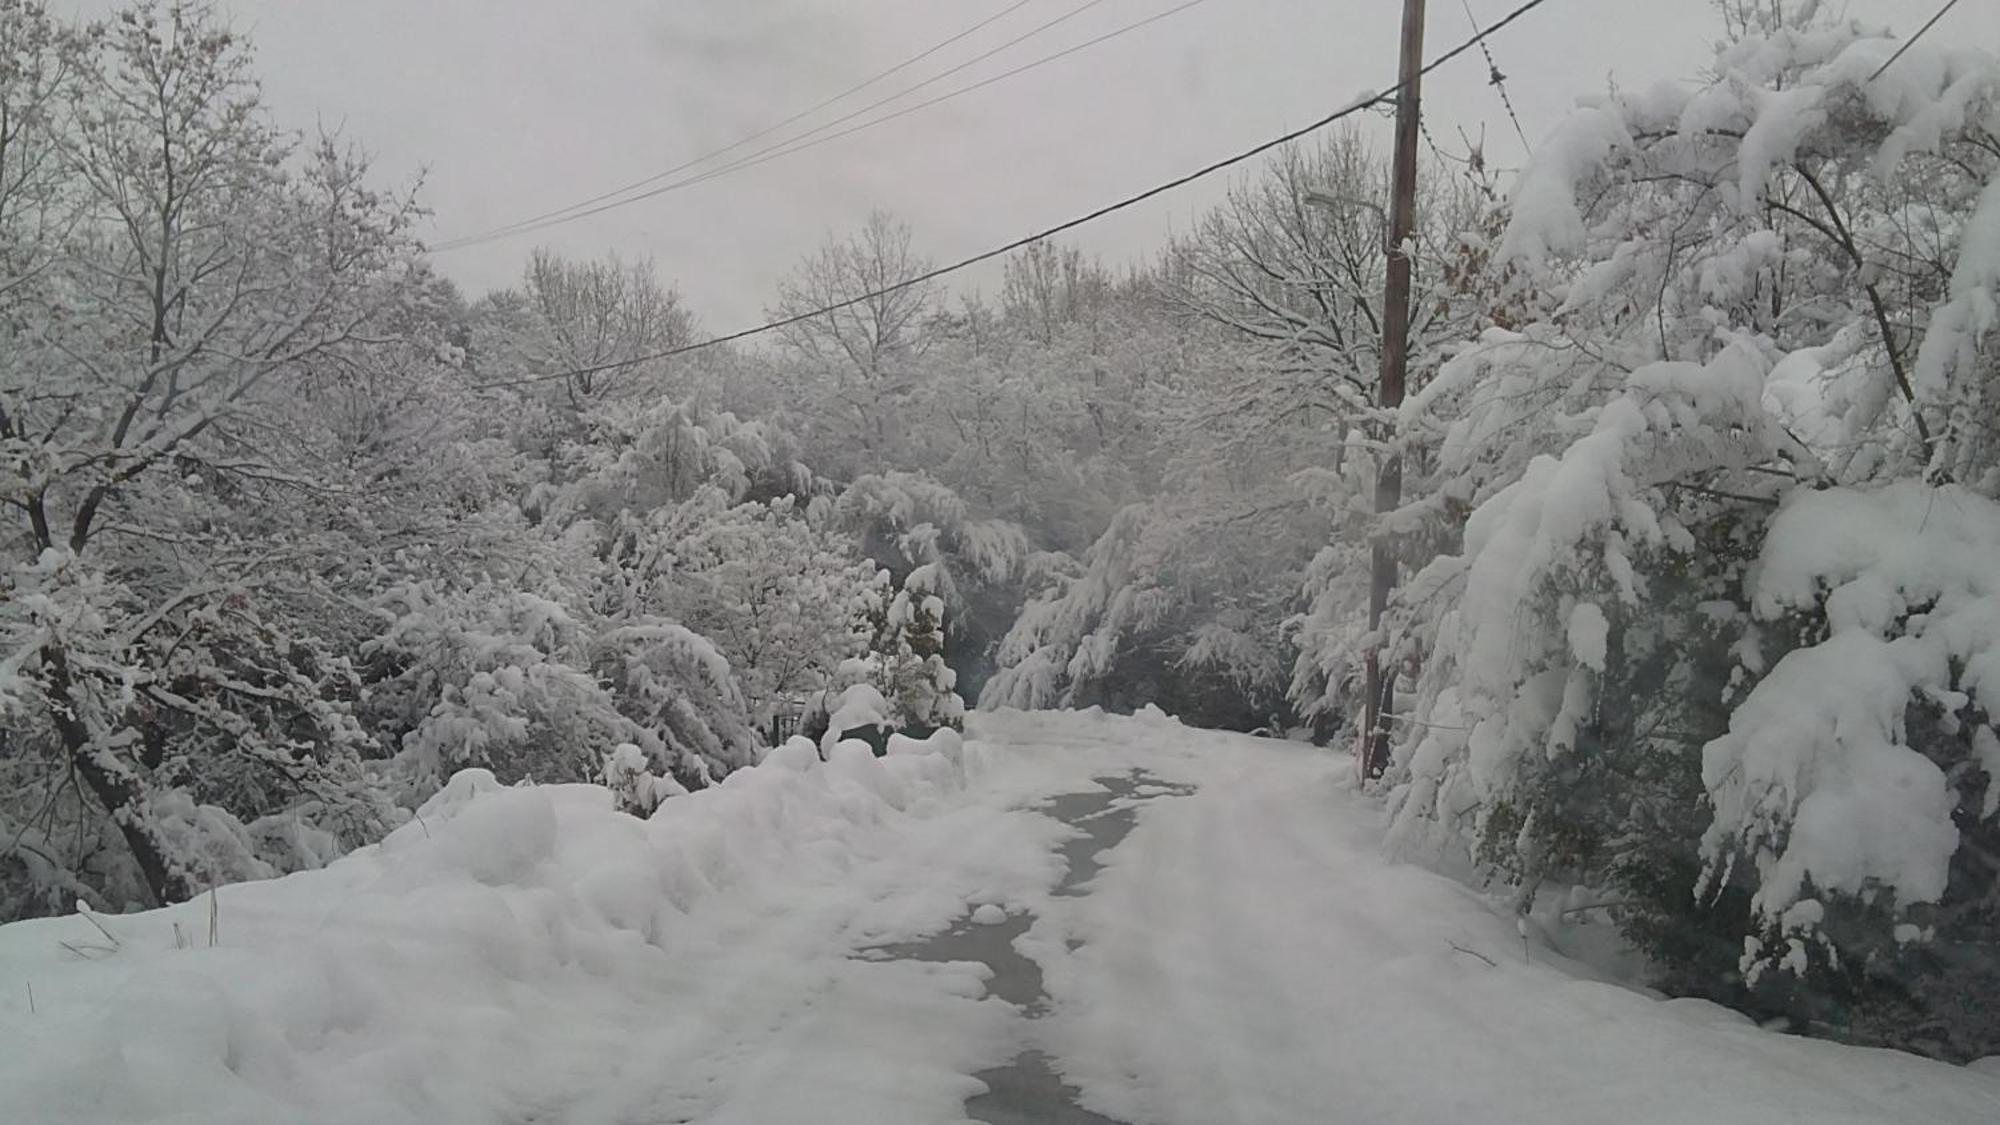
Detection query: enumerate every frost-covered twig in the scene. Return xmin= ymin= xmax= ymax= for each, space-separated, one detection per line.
xmin=1447 ymin=940 xmax=1497 ymax=967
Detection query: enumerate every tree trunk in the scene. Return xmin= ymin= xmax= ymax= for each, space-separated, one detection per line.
xmin=41 ymin=645 xmax=196 ymax=907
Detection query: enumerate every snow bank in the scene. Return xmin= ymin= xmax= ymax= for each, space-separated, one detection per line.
xmin=0 ymin=731 xmax=1044 ymax=1125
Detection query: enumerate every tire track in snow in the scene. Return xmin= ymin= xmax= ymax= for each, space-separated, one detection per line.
xmin=863 ymin=771 xmax=1194 ymax=1125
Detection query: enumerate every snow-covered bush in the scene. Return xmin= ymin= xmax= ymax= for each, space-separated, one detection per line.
xmin=364 ymin=583 xmax=631 ymax=789
xmin=863 ymin=563 xmax=967 ymax=734
xmin=1696 ymin=483 xmax=2000 ymax=1049
xmin=2 ymin=550 xmax=406 ymax=915
xmin=652 ymin=492 xmax=879 ymax=742
xmin=1379 ymin=3 xmax=2000 ymax=1056
xmin=363 ymin=574 xmax=763 ymax=797
xmin=812 ymin=682 xmax=896 ymax=757
xmin=591 ymin=621 xmax=759 ymax=790
xmin=601 ymin=741 xmax=682 ymax=818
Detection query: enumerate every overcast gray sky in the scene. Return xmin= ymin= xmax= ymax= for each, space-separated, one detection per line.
xmin=81 ymin=0 xmax=1999 ymax=329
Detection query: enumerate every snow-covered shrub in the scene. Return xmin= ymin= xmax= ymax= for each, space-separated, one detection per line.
xmin=1387 ymin=340 xmax=1787 ymax=869
xmin=1378 ymin=4 xmax=2000 ymax=1057
xmin=364 ymin=583 xmax=624 ymax=788
xmin=1282 ymin=532 xmax=1377 ymax=742
xmin=863 ymin=564 xmax=966 ymax=735
xmin=601 ymin=742 xmax=682 ymax=818
xmin=591 ymin=621 xmax=759 ymax=790
xmin=1694 ymin=483 xmax=2000 ymax=1053
xmin=363 ymin=579 xmax=760 ymax=795
xmin=812 ymin=682 xmax=896 ymax=757
xmin=651 ymin=492 xmax=879 ymax=742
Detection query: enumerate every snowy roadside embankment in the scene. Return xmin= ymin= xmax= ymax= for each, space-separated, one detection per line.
xmin=0 ymin=729 xmax=1074 ymax=1124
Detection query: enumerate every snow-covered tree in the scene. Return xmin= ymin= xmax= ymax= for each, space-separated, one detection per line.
xmin=1379 ymin=2 xmax=2000 ymax=1055
xmin=1000 ymin=240 xmax=1115 ymax=347
xmin=982 ymin=499 xmax=1307 ymax=730
xmin=861 ymin=562 xmax=965 ymax=734
xmin=833 ymin=470 xmax=1029 ymax=694
xmin=981 ymin=129 xmax=1499 ymax=733
xmin=0 ymin=0 xmax=431 ymax=910
xmin=470 ymin=250 xmax=696 ymax=426
xmin=769 ymin=211 xmax=940 ymax=475
xmin=652 ymin=492 xmax=879 ymax=742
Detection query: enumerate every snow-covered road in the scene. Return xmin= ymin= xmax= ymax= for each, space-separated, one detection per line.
xmin=3 ymin=709 xmax=1998 ymax=1123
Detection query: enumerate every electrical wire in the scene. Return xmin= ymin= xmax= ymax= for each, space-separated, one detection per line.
xmin=434 ymin=0 xmax=1124 ymax=250
xmin=437 ymin=0 xmax=1210 ymax=252
xmin=453 ymin=0 xmax=1039 ymax=243
xmin=1460 ymin=0 xmax=1528 ymax=150
xmin=1869 ymin=0 xmax=1964 ymax=82
xmin=471 ymin=0 xmax=1558 ymax=390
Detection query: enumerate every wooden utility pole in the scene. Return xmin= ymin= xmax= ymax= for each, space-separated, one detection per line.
xmin=1361 ymin=0 xmax=1426 ymax=780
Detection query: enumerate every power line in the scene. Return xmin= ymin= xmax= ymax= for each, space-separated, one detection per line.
xmin=471 ymin=0 xmax=1558 ymax=391
xmin=451 ymin=0 xmax=1039 ymax=244
xmin=438 ymin=0 xmax=1211 ymax=252
xmin=435 ymin=0 xmax=1125 ymax=251
xmin=437 ymin=0 xmax=1126 ymax=251
xmin=1869 ymin=0 xmax=1963 ymax=82
xmin=474 ymin=0 xmax=1552 ymax=388
xmin=1460 ymin=0 xmax=1528 ymax=150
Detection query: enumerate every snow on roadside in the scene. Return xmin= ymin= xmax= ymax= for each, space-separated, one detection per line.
xmin=1018 ymin=726 xmax=2000 ymax=1125
xmin=5 ymin=708 xmax=1995 ymax=1124
xmin=0 ymin=728 xmax=1071 ymax=1125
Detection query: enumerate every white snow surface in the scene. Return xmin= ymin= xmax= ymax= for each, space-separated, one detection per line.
xmin=4 ymin=711 xmax=1997 ymax=1124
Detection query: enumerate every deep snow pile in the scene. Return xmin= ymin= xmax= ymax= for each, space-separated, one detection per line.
xmin=0 ymin=728 xmax=1057 ymax=1124
xmin=3 ymin=710 xmax=1997 ymax=1124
